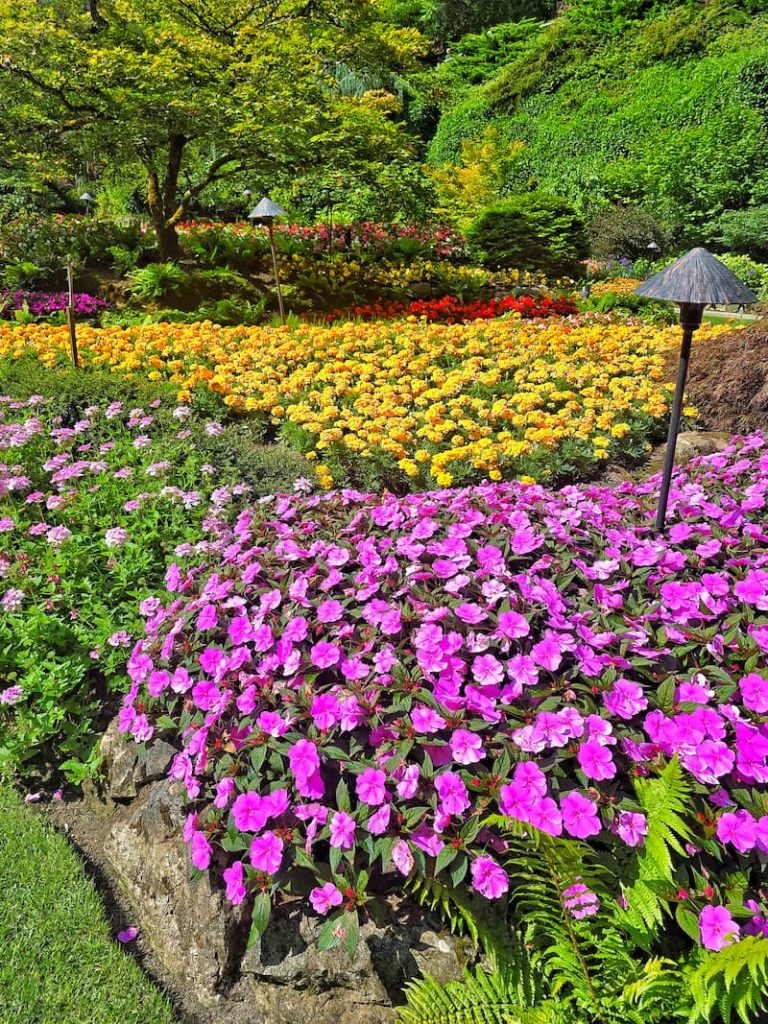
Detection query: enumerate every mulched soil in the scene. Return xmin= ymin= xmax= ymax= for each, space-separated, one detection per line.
xmin=668 ymin=318 xmax=768 ymax=434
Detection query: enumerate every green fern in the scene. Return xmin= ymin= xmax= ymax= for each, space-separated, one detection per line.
xmin=397 ymin=966 xmax=569 ymax=1024
xmin=620 ymin=757 xmax=692 ymax=944
xmin=406 ymin=873 xmax=516 ymax=970
xmin=622 ymin=957 xmax=688 ymax=1021
xmin=688 ymin=937 xmax=768 ymax=1024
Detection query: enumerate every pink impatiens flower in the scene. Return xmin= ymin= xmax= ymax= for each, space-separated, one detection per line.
xmin=223 ymin=860 xmax=247 ymax=904
xmin=450 ymin=729 xmax=484 ymax=765
xmin=561 ymin=792 xmax=602 ymax=839
xmin=603 ymin=679 xmax=647 ymax=720
xmin=356 ymin=768 xmax=387 ymax=806
xmin=434 ymin=771 xmax=470 ymax=816
xmin=232 ymin=791 xmax=267 ymax=833
xmin=250 ymin=830 xmax=283 ymax=874
xmin=310 ymin=883 xmax=343 ymax=915
xmin=392 ymin=838 xmax=414 ymax=876
xmin=470 ymin=855 xmax=509 ymax=899
xmin=577 ymin=739 xmax=616 ymax=781
xmin=329 ymin=811 xmax=356 ymax=849
xmin=699 ymin=905 xmax=740 ymax=951
xmin=190 ymin=830 xmax=212 ymax=870
xmin=739 ymin=673 xmax=768 ymax=713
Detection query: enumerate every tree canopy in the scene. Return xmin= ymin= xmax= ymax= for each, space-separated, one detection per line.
xmin=0 ymin=0 xmax=424 ymax=255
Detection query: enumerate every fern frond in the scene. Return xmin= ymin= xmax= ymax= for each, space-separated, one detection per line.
xmin=397 ymin=967 xmax=569 ymax=1024
xmin=688 ymin=937 xmax=768 ymax=1024
xmin=620 ymin=757 xmax=692 ymax=945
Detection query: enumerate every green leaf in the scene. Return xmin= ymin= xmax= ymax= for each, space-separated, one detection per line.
xmin=248 ymin=892 xmax=271 ymax=948
xmin=434 ymin=845 xmax=458 ymax=875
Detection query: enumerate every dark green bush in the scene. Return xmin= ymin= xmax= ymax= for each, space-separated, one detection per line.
xmin=467 ymin=192 xmax=588 ymax=277
xmin=589 ymin=203 xmax=672 ymax=260
xmin=192 ymin=425 xmax=316 ymax=495
xmin=714 ymin=204 xmax=768 ymax=261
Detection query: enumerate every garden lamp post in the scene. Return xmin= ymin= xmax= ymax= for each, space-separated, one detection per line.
xmin=634 ymin=247 xmax=756 ymax=532
xmin=249 ymin=196 xmax=287 ymax=324
xmin=79 ymin=191 xmax=94 ymax=217
xmin=65 ymin=258 xmax=79 ymax=368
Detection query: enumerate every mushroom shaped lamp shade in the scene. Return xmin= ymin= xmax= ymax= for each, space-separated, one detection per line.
xmin=635 ymin=248 xmax=758 ymax=532
xmin=635 ymin=247 xmax=756 ymax=328
xmin=247 ymin=196 xmax=288 ymax=223
xmin=79 ymin=191 xmax=94 ymax=203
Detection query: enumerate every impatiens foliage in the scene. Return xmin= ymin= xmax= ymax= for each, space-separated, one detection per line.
xmin=122 ymin=432 xmax=768 ymax=958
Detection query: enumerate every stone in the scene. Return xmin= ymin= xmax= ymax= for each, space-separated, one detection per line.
xmin=99 ymin=718 xmax=139 ymax=800
xmin=644 ymin=430 xmax=732 ymax=478
xmin=56 ymin=718 xmax=472 ymax=1024
xmin=133 ymin=738 xmax=177 ymax=786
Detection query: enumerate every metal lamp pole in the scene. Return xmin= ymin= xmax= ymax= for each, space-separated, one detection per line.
xmin=65 ymin=259 xmax=79 ymax=368
xmin=654 ymin=302 xmax=702 ymax=532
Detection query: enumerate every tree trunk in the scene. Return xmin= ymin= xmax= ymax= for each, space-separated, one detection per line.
xmin=155 ymin=221 xmax=182 ymax=263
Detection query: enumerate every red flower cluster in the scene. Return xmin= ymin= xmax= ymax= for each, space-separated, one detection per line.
xmin=326 ymin=294 xmax=577 ymax=324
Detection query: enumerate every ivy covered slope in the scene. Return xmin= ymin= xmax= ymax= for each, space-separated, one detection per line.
xmin=427 ymin=0 xmax=768 ymax=239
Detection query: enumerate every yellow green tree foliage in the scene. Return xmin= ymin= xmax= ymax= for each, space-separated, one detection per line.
xmin=427 ymin=126 xmax=526 ymax=229
xmin=0 ymin=0 xmax=423 ymax=256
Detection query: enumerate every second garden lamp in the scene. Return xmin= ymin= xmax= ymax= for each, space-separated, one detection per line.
xmin=248 ymin=196 xmax=287 ymax=324
xmin=634 ymin=248 xmax=756 ymax=532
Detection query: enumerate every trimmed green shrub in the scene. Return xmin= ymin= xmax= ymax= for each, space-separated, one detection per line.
xmin=467 ymin=192 xmax=588 ymax=277
xmin=589 ymin=204 xmax=672 ymax=260
xmin=715 ymin=204 xmax=768 ymax=262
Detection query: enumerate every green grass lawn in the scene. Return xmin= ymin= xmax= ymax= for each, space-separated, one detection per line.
xmin=0 ymin=785 xmax=178 ymax=1024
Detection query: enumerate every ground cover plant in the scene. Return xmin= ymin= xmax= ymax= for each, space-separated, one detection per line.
xmin=0 ymin=784 xmax=177 ymax=1024
xmin=0 ymin=317 xmax=721 ymax=491
xmin=0 ymin=376 xmax=311 ymax=781
xmin=119 ymin=432 xmax=768 ymax=1020
xmin=324 ymin=294 xmax=577 ymax=323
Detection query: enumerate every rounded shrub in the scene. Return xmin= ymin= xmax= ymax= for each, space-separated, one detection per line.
xmin=466 ymin=193 xmax=588 ymax=278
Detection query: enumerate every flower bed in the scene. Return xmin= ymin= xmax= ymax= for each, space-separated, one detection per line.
xmin=0 ymin=318 xmax=722 ymax=490
xmin=1 ymin=290 xmax=108 ymax=320
xmin=121 ymin=432 xmax=768 ymax=957
xmin=324 ymin=294 xmax=578 ymax=323
xmin=0 ymin=392 xmax=235 ymax=776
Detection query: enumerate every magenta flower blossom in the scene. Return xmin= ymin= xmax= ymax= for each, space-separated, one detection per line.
xmin=739 ymin=673 xmax=768 ymax=713
xmin=614 ymin=811 xmax=648 ymax=848
xmin=563 ymin=882 xmax=599 ymax=918
xmin=104 ymin=527 xmax=128 ymax=548
xmin=450 ymin=729 xmax=485 ymax=765
xmin=699 ymin=905 xmax=740 ymax=951
xmin=250 ymin=830 xmax=283 ymax=874
xmin=117 ymin=927 xmax=139 ymax=943
xmin=356 ymin=768 xmax=387 ymax=806
xmin=470 ymin=856 xmax=509 ymax=899
xmin=561 ymin=792 xmax=602 ymax=839
xmin=310 ymin=641 xmax=341 ymax=668
xmin=717 ymin=810 xmax=757 ymax=853
xmin=392 ymin=838 xmax=414 ymax=876
xmin=603 ymin=679 xmax=648 ymax=720
xmin=577 ymin=739 xmax=616 ymax=781
xmin=310 ymin=883 xmax=343 ymax=915
xmin=223 ymin=860 xmax=247 ymax=905
xmin=367 ymin=804 xmax=391 ymax=834
xmin=288 ymin=740 xmax=320 ymax=784
xmin=329 ymin=811 xmax=356 ymax=849
xmin=0 ymin=685 xmax=23 ymax=705
xmin=411 ymin=706 xmax=446 ymax=733
xmin=434 ymin=771 xmax=470 ymax=816
xmin=232 ymin=791 xmax=267 ymax=833
xmin=190 ymin=830 xmax=212 ymax=870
